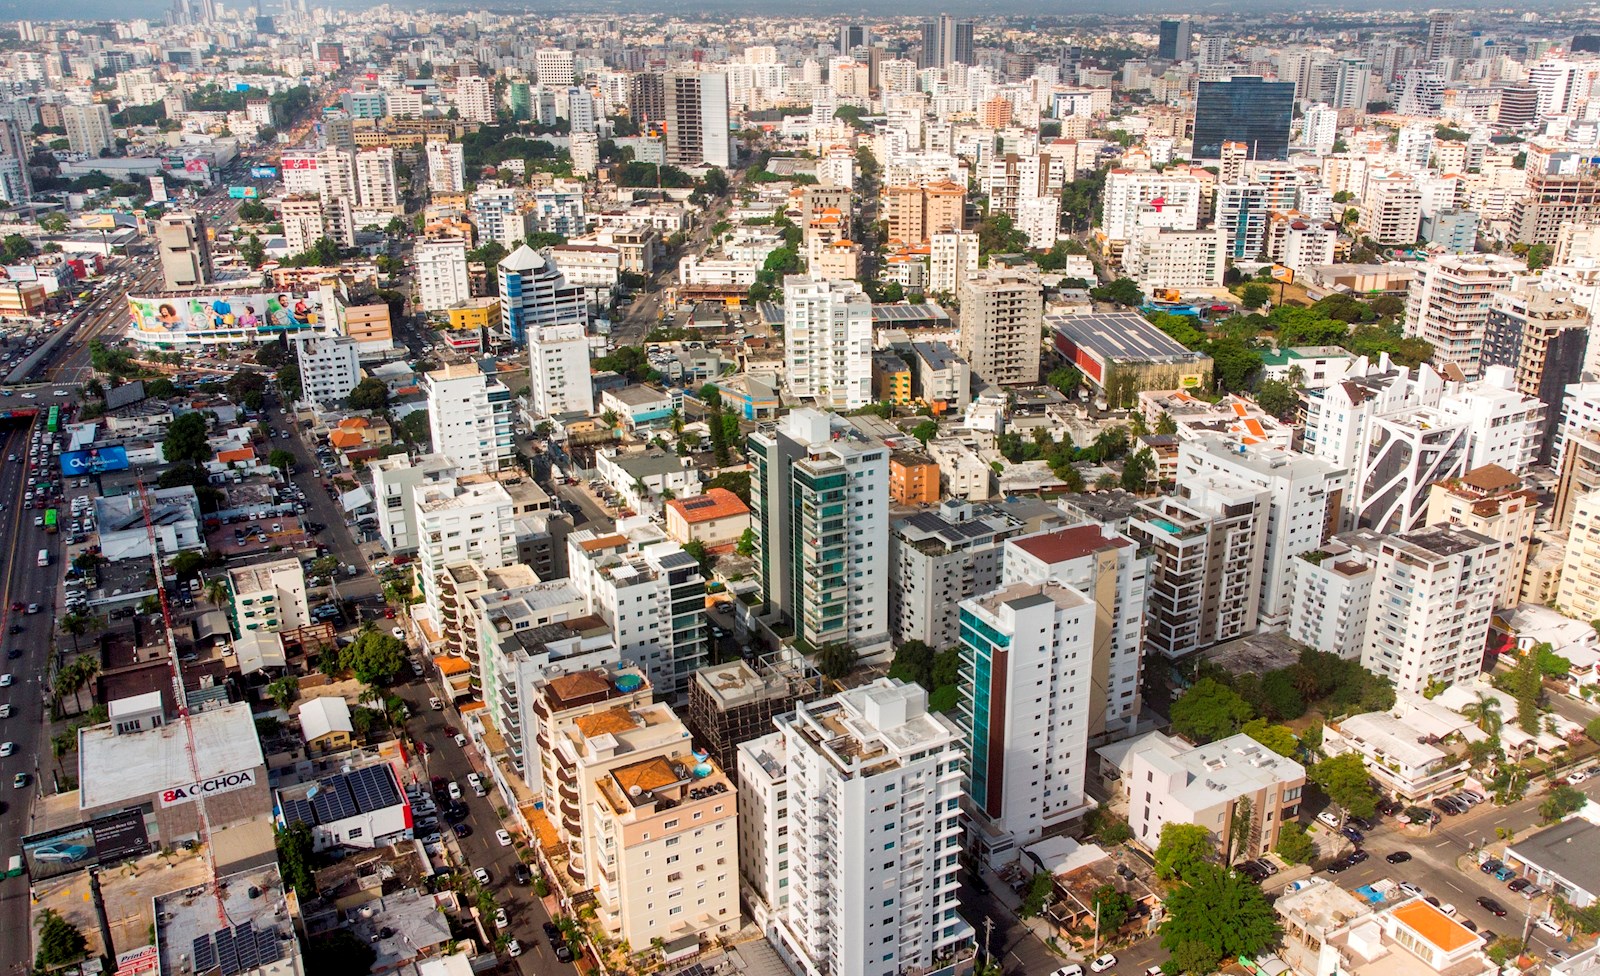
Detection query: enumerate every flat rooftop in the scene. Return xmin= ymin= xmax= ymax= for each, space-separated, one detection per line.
xmin=1049 ymin=311 xmax=1209 ymax=364
xmin=79 ymin=702 xmax=264 ymax=811
xmin=155 ymin=863 xmax=296 ymax=976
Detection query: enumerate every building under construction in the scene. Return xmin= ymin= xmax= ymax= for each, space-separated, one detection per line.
xmin=684 ymin=653 xmax=825 ymax=782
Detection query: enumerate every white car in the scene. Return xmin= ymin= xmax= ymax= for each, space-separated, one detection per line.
xmin=392 ymin=627 xmax=407 ymax=640
xmin=51 ymin=390 xmax=66 ymax=397
xmin=454 ymin=733 xmax=467 ymax=748
xmin=1568 ymin=769 xmax=1590 ymax=785
xmin=1536 ymin=915 xmax=1564 ymax=935
xmin=1316 ymin=810 xmax=1341 ymax=828
xmin=0 ymin=742 xmax=12 ymax=757
xmin=1050 ymin=967 xmax=1084 ymax=976
xmin=496 ymin=829 xmax=512 ymax=847
xmin=448 ymin=782 xmax=463 ymax=801
xmin=19 ymin=393 xmax=34 ymax=399
xmin=505 ymin=940 xmax=522 ymax=958
xmin=0 ymin=704 xmax=11 ymax=718
xmin=0 ymin=674 xmax=11 ymax=687
xmin=1090 ymin=955 xmax=1118 ymax=973
xmin=430 ymin=697 xmax=444 ymax=711
xmin=1398 ymin=882 xmax=1423 ymax=899
xmin=473 ymin=867 xmax=490 ymax=885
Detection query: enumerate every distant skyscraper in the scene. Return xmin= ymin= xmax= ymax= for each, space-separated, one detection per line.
xmin=837 ymin=24 xmax=868 ymax=55
xmin=920 ymin=13 xmax=974 ymax=70
xmin=0 ymin=120 xmax=32 ymax=205
xmin=664 ymin=67 xmax=730 ymax=169
xmin=627 ymin=72 xmax=664 ymax=126
xmin=1157 ymin=19 xmax=1192 ymax=61
xmin=62 ymin=103 xmax=113 ymax=156
xmin=1191 ymin=76 xmax=1295 ymax=161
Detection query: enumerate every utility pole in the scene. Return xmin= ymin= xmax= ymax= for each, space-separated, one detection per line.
xmin=1093 ymin=899 xmax=1102 ymax=956
xmin=982 ymin=915 xmax=994 ymax=972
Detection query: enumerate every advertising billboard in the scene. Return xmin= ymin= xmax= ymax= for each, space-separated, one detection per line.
xmin=59 ymin=446 xmax=130 ymax=477
xmin=91 ymin=809 xmax=152 ymax=863
xmin=127 ymin=290 xmax=323 ymax=346
xmin=22 ymin=810 xmax=153 ymax=880
xmin=227 ymin=186 xmax=261 ymax=199
xmin=249 ymin=166 xmax=278 ymax=179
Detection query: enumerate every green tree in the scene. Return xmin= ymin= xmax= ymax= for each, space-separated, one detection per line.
xmin=342 ymin=628 xmax=408 ymax=686
xmin=1019 ymin=871 xmax=1055 ymax=918
xmin=1586 ymin=715 xmax=1600 ymax=745
xmin=888 ymin=640 xmax=935 ymax=688
xmin=348 ymin=377 xmax=389 ymax=411
xmin=1155 ymin=823 xmax=1215 ymax=882
xmin=237 ymin=199 xmax=271 ymax=222
xmin=1506 ymin=650 xmax=1543 ymax=734
xmin=1533 ymin=643 xmax=1572 ymax=679
xmin=275 ymin=821 xmax=316 ymax=898
xmin=59 ymin=612 xmax=93 ymax=655
xmin=1120 ymin=447 xmax=1155 ymax=492
xmin=1090 ymin=277 xmax=1145 ymax=307
xmin=681 ymin=539 xmax=714 ymax=577
xmin=34 ymin=909 xmax=88 ymax=968
xmin=1046 ymin=365 xmax=1083 ymax=395
xmin=266 ymin=675 xmax=299 ymax=711
xmin=163 ymin=411 xmax=213 ymax=464
xmin=1158 ymin=863 xmax=1282 ymax=971
xmin=268 ymin=448 xmax=296 ymax=473
xmin=1170 ymin=678 xmax=1255 ymax=743
xmin=1240 ymin=283 xmax=1272 ymax=309
xmin=1540 ymin=784 xmax=1587 ymax=823
xmin=734 ymin=527 xmax=756 ymax=557
xmin=814 ymin=642 xmax=858 ymax=679
xmin=1092 ymin=883 xmax=1134 ymax=934
xmin=911 ymin=419 xmax=938 ymax=445
xmin=1462 ymin=691 xmax=1503 ymax=736
xmin=1274 ymin=822 xmax=1316 ymax=865
xmin=276 ymin=362 xmax=302 ymax=400
xmin=1260 ymin=669 xmax=1307 ymax=720
xmin=1310 ymin=752 xmax=1378 ymax=819
xmin=1241 ymin=718 xmax=1298 ymax=757
xmin=1253 ymin=379 xmax=1299 ymax=419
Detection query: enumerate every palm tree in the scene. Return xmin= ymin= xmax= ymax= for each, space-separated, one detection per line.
xmin=204 ymin=577 xmax=231 ymax=608
xmin=600 ymin=409 xmax=620 ymax=431
xmin=1463 ymin=692 xmax=1503 ymax=736
xmin=51 ymin=730 xmax=76 ymax=778
xmin=669 ymin=408 xmax=684 ymax=435
xmin=60 ymin=613 xmax=91 ymax=655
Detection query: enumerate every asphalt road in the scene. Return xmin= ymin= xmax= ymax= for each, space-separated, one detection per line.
xmin=0 ymin=414 xmax=72 ymax=976
xmin=392 ymin=672 xmax=565 ymax=973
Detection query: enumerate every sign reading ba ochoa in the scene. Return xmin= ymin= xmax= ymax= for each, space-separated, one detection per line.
xmin=159 ymin=770 xmax=257 ymax=807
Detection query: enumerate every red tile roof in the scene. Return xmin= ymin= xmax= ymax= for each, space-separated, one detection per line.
xmin=666 ymin=487 xmax=750 ymax=524
xmin=1010 ymin=524 xmax=1129 ymax=564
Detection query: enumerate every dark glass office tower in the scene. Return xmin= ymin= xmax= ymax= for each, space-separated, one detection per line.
xmin=1192 ymin=76 xmax=1295 ymax=161
xmin=1157 ymin=20 xmax=1191 ymax=61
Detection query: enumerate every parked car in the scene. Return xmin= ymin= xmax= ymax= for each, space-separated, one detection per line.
xmin=1568 ymin=769 xmax=1591 ymax=785
xmin=1507 ymin=878 xmax=1531 ymax=893
xmin=1090 ymin=954 xmax=1118 ymax=973
xmin=1341 ymin=826 xmax=1364 ymax=844
xmin=1494 ymin=867 xmax=1516 ymax=882
xmin=473 ymin=868 xmax=490 ymax=885
xmin=1477 ymin=897 xmax=1508 ymax=917
xmin=1387 ymin=852 xmax=1413 ymax=864
xmin=1480 ymin=858 xmax=1504 ymax=874
xmin=1316 ymin=810 xmax=1341 ymax=828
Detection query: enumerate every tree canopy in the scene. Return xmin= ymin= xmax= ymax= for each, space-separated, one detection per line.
xmin=1159 ymin=863 xmax=1282 ymax=974
xmin=341 ymin=628 xmax=408 ymax=686
xmin=1309 ymin=752 xmax=1379 ymax=819
xmin=1170 ymin=678 xmax=1255 ymax=743
xmin=163 ymin=412 xmax=213 ymax=464
xmin=1154 ymin=822 xmax=1215 ymax=882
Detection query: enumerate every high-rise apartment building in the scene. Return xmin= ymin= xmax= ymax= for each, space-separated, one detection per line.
xmin=783 ymin=276 xmax=872 ymax=410
xmin=454 ymin=75 xmax=495 ymax=123
xmin=627 ymin=72 xmax=665 ymax=126
xmin=470 ymin=186 xmax=528 ymax=251
xmin=1425 ymin=465 xmax=1538 ymax=609
xmin=1557 ymin=489 xmax=1600 ymax=622
xmin=1101 ymin=170 xmax=1204 ymax=244
xmin=919 ymin=13 xmax=974 ymax=69
xmin=1434 ymin=366 xmax=1546 ymax=476
xmin=353 ymin=147 xmax=399 ymax=211
xmin=422 ymin=362 xmax=516 ymax=475
xmin=1404 ymin=253 xmax=1523 ymax=380
xmin=1482 ymin=287 xmax=1589 ymax=464
xmin=499 ymin=243 xmax=589 ymax=346
xmin=957 ymin=581 xmax=1097 ymax=864
xmin=293 ymin=335 xmax=361 ymax=403
xmin=958 ymin=267 xmax=1043 ymax=387
xmin=154 ymin=211 xmax=212 ymax=290
xmin=1513 ymin=144 xmax=1600 ymax=246
xmin=535 ymin=48 xmax=577 ymax=87
xmin=684 ymin=655 xmax=824 ymax=783
xmin=758 ymin=679 xmax=973 ymax=976
xmin=0 ymin=120 xmax=32 ymax=204
xmin=665 ymin=68 xmax=731 ymax=169
xmin=426 ymin=141 xmax=467 ymax=193
xmin=750 ymin=410 xmax=890 ymax=654
xmin=1361 ymin=526 xmax=1505 ymax=695
xmin=62 ymin=103 xmax=113 ymax=155
xmin=1129 ymin=482 xmax=1270 ymax=660
xmin=1552 ymin=383 xmax=1600 ymax=531
xmin=1192 ymin=76 xmax=1295 ymax=161
xmin=527 ymin=323 xmax=594 ymax=418
xmin=414 ymin=235 xmax=471 ymax=312
xmin=567 ymin=520 xmax=709 ymax=695
xmin=412 ymin=478 xmax=519 ymax=629
xmin=488 ymin=620 xmax=625 ymax=792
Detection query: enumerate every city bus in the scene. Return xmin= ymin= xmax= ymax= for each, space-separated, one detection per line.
xmin=42 ymin=509 xmax=56 ymax=533
xmin=46 ymin=406 xmax=58 ymax=433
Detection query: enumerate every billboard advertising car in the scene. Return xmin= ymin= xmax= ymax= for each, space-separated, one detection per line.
xmin=249 ymin=166 xmax=278 ymax=179
xmin=59 ymin=446 xmax=130 ymax=477
xmin=127 ymin=290 xmax=323 ymax=346
xmin=22 ymin=810 xmax=151 ymax=880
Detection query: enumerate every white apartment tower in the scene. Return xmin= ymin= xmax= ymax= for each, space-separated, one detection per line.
xmin=957 ymin=581 xmax=1098 ymax=865
xmin=293 ymin=335 xmax=362 ymax=403
xmin=354 ymin=147 xmax=400 ymax=211
xmin=426 ymin=140 xmax=467 ymax=194
xmin=1360 ymin=526 xmax=1505 ymax=695
xmin=455 ymin=75 xmax=496 ymax=123
xmin=414 ymin=236 xmax=472 ymax=312
xmin=767 ymin=679 xmax=974 ymax=976
xmin=422 ymin=363 xmax=516 ymax=475
xmin=783 ymin=275 xmax=873 ymax=410
xmin=499 ymin=244 xmax=589 ymax=347
xmin=527 ymin=323 xmax=594 ymax=418
xmin=958 ymin=267 xmax=1043 ymax=387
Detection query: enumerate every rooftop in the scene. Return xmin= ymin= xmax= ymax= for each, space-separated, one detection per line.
xmin=1389 ymin=899 xmax=1482 ymax=954
xmin=155 ymin=864 xmax=296 ymax=976
xmin=1508 ymin=817 xmax=1600 ymax=897
xmin=1049 ymin=311 xmax=1210 ymax=364
xmin=79 ymin=702 xmax=264 ymax=811
xmin=666 ymin=487 xmax=750 ymax=524
xmin=1009 ymin=523 xmax=1131 ymax=565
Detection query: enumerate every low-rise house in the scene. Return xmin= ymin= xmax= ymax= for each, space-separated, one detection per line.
xmin=594 ymin=448 xmax=703 ymax=517
xmin=298 ymin=696 xmax=355 ymax=754
xmin=1505 ymin=817 xmax=1600 ymax=909
xmin=663 ymin=488 xmax=751 ymax=550
xmin=1320 ymin=708 xmax=1471 ymax=803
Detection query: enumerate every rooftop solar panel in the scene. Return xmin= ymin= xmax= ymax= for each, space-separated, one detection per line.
xmin=215 ymin=927 xmax=238 ymax=976
xmin=256 ymin=931 xmax=283 ymax=966
xmin=192 ymin=935 xmax=217 ymax=973
xmin=349 ymin=764 xmax=400 ymax=813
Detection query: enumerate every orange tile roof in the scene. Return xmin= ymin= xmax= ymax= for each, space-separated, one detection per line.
xmin=217 ymin=447 xmax=255 ymax=463
xmin=548 ymin=669 xmax=614 ymax=701
xmin=434 ymin=655 xmax=471 ymax=676
xmin=578 ymin=533 xmax=626 ymax=552
xmin=574 ymin=705 xmax=640 ymax=739
xmin=339 ymin=417 xmax=372 ymax=429
xmin=610 ymin=756 xmax=681 ymax=798
xmin=329 ymin=430 xmax=364 ymax=449
xmin=1390 ymin=900 xmax=1479 ymax=953
xmin=665 ymin=487 xmax=750 ymax=525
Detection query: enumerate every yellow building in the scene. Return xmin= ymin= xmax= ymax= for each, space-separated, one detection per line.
xmin=444 ymin=297 xmax=501 ymax=331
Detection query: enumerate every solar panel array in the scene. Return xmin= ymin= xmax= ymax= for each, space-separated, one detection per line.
xmin=682 ymin=496 xmax=718 ymax=511
xmin=280 ymin=765 xmax=402 ymax=829
xmin=192 ymin=922 xmax=285 ymax=976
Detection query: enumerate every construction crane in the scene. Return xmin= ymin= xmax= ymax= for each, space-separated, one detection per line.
xmin=135 ymin=476 xmax=229 ymax=929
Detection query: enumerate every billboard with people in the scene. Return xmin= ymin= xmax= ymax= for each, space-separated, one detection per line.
xmin=127 ymin=290 xmax=323 ymax=346
xmin=59 ymin=446 xmax=130 ymax=476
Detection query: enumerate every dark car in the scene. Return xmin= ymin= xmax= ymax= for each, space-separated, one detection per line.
xmin=1349 ymin=816 xmax=1377 ymax=832
xmin=1480 ymin=858 xmax=1504 ymax=874
xmin=1507 ymin=878 xmax=1531 ymax=893
xmin=1433 ymin=797 xmax=1462 ymax=815
xmin=1327 ymin=858 xmax=1352 ymax=874
xmin=542 ymin=922 xmax=562 ymax=942
xmin=1477 ymin=897 xmax=1508 ymax=917
xmin=555 ymin=944 xmax=574 ymax=963
xmin=1425 ymin=896 xmax=1441 ymax=908
xmin=1347 ymin=849 xmax=1369 ymax=865
xmin=513 ymin=864 xmax=531 ymax=885
xmin=1459 ymin=918 xmax=1479 ymax=933
xmin=5 ymin=647 xmax=19 ymax=658
xmin=1341 ymin=826 xmax=1364 ymax=843
xmin=452 ymin=822 xmax=472 ymax=838
xmin=7 ymin=626 xmax=20 ymax=636
xmin=1386 ymin=851 xmax=1412 ymax=864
